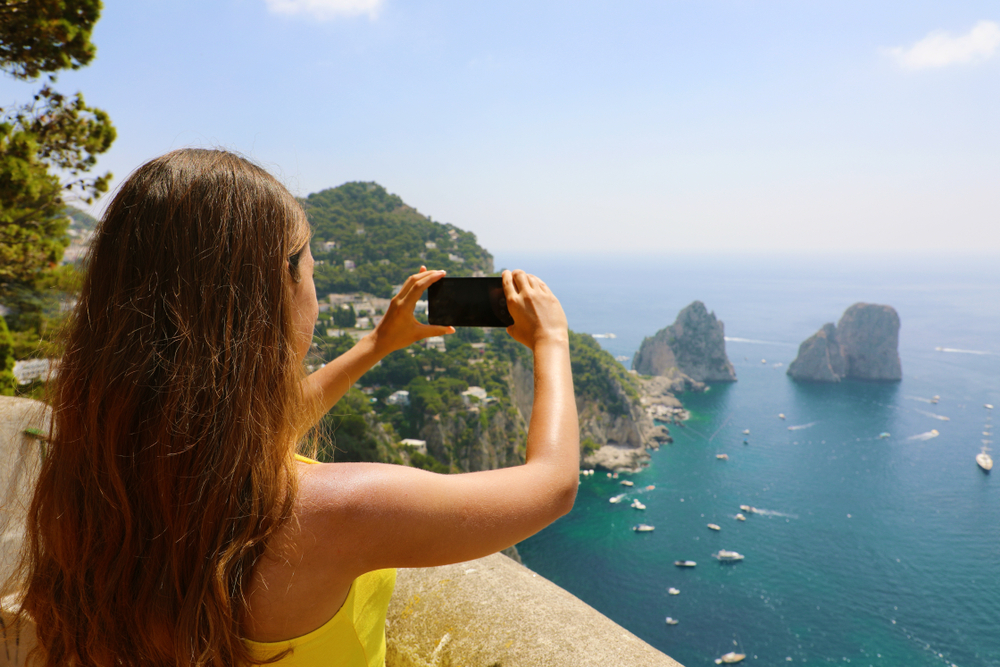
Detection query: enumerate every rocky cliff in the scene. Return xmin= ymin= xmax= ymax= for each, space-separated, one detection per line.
xmin=787 ymin=303 xmax=901 ymax=382
xmin=632 ymin=301 xmax=736 ymax=382
xmin=518 ymin=334 xmax=677 ymax=472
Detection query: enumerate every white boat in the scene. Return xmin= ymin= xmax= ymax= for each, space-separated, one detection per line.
xmin=714 ymin=550 xmax=745 ymax=562
xmin=632 ymin=524 xmax=654 ymax=532
xmin=778 ymin=413 xmax=786 ymax=419
xmin=665 ymin=616 xmax=679 ymax=625
xmin=667 ymin=587 xmax=680 ymax=595
xmin=674 ymin=560 xmax=696 ymax=567
xmin=739 ymin=505 xmax=751 ymax=512
xmin=742 ymin=429 xmax=750 ymax=435
xmin=735 ymin=513 xmax=746 ymax=521
xmin=609 ymin=493 xmax=626 ymax=504
xmin=716 ymin=454 xmax=729 ymax=460
xmin=631 ymin=499 xmax=646 ymax=510
xmin=707 ymin=523 xmax=721 ymax=531
xmin=620 ymin=479 xmax=634 ymax=487
xmin=977 ymin=451 xmax=993 ymax=472
xmin=715 ymin=652 xmax=746 ymax=664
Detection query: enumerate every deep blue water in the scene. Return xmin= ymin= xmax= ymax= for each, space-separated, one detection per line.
xmin=494 ymin=252 xmax=1000 ymax=667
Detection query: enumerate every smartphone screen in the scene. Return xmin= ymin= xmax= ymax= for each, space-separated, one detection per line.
xmin=427 ymin=277 xmax=514 ymax=327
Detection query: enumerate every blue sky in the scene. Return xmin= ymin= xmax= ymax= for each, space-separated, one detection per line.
xmin=3 ymin=1 xmax=998 ymax=254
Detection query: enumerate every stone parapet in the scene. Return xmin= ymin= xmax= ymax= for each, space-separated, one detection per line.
xmin=388 ymin=553 xmax=683 ymax=667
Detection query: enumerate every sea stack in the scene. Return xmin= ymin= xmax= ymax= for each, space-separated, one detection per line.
xmin=632 ymin=301 xmax=736 ymax=382
xmin=787 ymin=303 xmax=901 ymax=382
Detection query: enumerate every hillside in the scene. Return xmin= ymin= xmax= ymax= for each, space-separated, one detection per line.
xmin=304 ymin=184 xmax=681 ymax=474
xmin=304 ymin=182 xmax=494 ymax=297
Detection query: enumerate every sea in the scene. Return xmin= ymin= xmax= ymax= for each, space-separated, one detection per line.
xmin=493 ymin=252 xmax=1000 ymax=667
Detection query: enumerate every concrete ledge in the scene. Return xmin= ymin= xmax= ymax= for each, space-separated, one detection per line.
xmin=387 ymin=553 xmax=683 ymax=667
xmin=1 ymin=397 xmax=48 ymax=587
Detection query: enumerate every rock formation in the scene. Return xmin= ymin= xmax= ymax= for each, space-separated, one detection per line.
xmin=514 ymin=357 xmax=675 ymax=472
xmin=632 ymin=301 xmax=736 ymax=382
xmin=787 ymin=303 xmax=901 ymax=382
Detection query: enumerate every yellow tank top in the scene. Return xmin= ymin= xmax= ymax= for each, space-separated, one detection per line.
xmin=243 ymin=454 xmax=397 ymax=667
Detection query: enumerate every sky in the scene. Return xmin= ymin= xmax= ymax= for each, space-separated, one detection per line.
xmin=3 ymin=0 xmax=999 ymax=255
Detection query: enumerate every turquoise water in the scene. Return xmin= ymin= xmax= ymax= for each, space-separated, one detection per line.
xmin=496 ymin=253 xmax=1000 ymax=667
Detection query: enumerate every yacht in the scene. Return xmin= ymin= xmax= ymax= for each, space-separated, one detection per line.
xmin=707 ymin=523 xmax=721 ymax=531
xmin=735 ymin=513 xmax=746 ymax=521
xmin=632 ymin=524 xmax=655 ymax=532
xmin=665 ymin=617 xmax=679 ymax=625
xmin=620 ymin=479 xmax=634 ymax=487
xmin=715 ymin=652 xmax=746 ymax=664
xmin=674 ymin=560 xmax=697 ymax=567
xmin=714 ymin=550 xmax=745 ymax=562
xmin=778 ymin=413 xmax=786 ymax=420
xmin=716 ymin=454 xmax=729 ymax=460
xmin=977 ymin=450 xmax=993 ymax=472
xmin=609 ymin=493 xmax=626 ymax=503
xmin=631 ymin=499 xmax=646 ymax=510
xmin=667 ymin=587 xmax=680 ymax=595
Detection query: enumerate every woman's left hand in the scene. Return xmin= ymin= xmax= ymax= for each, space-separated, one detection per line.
xmin=370 ymin=267 xmax=454 ymax=356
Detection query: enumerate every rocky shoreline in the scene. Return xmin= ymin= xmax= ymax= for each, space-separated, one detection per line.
xmin=581 ymin=373 xmax=693 ymax=473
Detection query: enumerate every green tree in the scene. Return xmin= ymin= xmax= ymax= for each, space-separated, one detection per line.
xmin=0 ymin=313 xmax=15 ymax=395
xmin=1 ymin=0 xmax=115 ymax=292
xmin=0 ymin=0 xmax=101 ymax=79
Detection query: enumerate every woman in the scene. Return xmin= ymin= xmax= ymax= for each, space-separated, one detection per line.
xmin=5 ymin=149 xmax=578 ymax=667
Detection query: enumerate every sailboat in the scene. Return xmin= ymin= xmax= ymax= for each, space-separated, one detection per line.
xmin=977 ymin=443 xmax=992 ymax=472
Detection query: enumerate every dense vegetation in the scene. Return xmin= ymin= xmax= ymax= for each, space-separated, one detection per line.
xmin=312 ymin=324 xmax=531 ymax=469
xmin=568 ymin=331 xmax=640 ymax=417
xmin=304 ymin=182 xmax=493 ymax=297
xmin=1 ymin=0 xmax=114 ymax=290
xmin=1 ymin=0 xmax=113 ymax=389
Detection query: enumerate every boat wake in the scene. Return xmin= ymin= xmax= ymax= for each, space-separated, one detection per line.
xmin=787 ymin=422 xmax=817 ymax=431
xmin=751 ymin=508 xmax=799 ymax=519
xmin=724 ymin=337 xmax=796 ymax=347
xmin=905 ymin=395 xmax=936 ymax=404
xmin=907 ymin=429 xmax=940 ymax=441
xmin=913 ymin=409 xmax=950 ymax=421
xmin=935 ymin=346 xmax=995 ymax=356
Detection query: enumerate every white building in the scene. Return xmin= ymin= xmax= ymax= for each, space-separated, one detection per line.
xmin=344 ymin=260 xmax=356 ymax=271
xmin=400 ymin=438 xmax=426 ymax=454
xmin=448 ymin=254 xmax=464 ymax=263
xmin=425 ymin=336 xmax=446 ymax=352
xmin=424 ymin=241 xmax=437 ymax=249
xmin=12 ymin=358 xmax=56 ymax=385
xmin=322 ymin=241 xmax=337 ymax=252
xmin=386 ymin=390 xmax=410 ymax=406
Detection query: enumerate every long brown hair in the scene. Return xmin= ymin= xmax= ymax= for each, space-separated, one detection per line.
xmin=13 ymin=149 xmax=309 ymax=666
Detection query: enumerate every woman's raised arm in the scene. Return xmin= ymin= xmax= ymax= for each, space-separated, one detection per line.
xmin=297 ymin=270 xmax=579 ymax=574
xmin=295 ymin=268 xmax=454 ymax=436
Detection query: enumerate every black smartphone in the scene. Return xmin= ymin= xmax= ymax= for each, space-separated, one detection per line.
xmin=427 ymin=277 xmax=514 ymax=327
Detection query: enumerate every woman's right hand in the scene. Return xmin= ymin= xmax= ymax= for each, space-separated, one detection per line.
xmin=502 ymin=270 xmax=568 ymax=350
